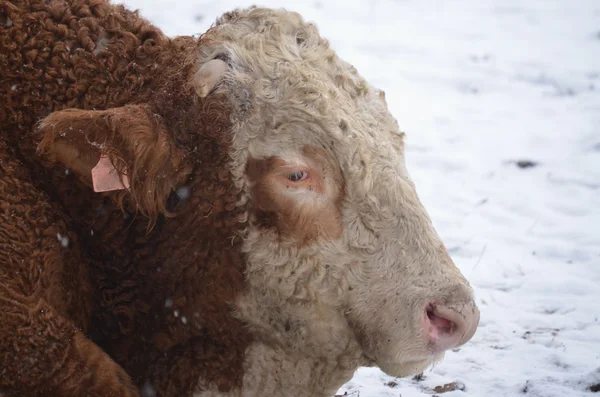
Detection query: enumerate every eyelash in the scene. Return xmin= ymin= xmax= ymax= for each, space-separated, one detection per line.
xmin=287 ymin=170 xmax=308 ymax=182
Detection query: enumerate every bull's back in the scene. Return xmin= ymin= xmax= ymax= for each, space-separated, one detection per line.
xmin=0 ymin=0 xmax=167 ymax=154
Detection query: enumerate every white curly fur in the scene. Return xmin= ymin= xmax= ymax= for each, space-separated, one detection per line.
xmin=193 ymin=7 xmax=477 ymax=396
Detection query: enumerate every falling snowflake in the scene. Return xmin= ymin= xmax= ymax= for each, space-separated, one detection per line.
xmin=56 ymin=233 xmax=69 ymax=248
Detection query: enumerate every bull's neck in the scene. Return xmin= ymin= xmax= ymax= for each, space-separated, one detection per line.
xmin=244 ymin=341 xmax=360 ymax=396
xmin=194 ymin=341 xmax=361 ymax=397
xmin=193 ymin=284 xmax=365 ymax=396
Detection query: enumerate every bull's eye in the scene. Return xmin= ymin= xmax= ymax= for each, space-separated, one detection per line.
xmin=287 ymin=170 xmax=308 ymax=182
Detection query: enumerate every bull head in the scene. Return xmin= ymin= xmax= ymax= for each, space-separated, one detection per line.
xmin=37 ymin=6 xmax=479 ymax=397
xmin=191 ymin=8 xmax=481 ymax=395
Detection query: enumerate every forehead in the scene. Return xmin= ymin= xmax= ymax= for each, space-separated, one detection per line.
xmin=201 ymin=7 xmax=405 ymax=164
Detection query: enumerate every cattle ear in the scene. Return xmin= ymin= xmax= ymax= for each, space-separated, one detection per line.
xmin=193 ymin=58 xmax=228 ymax=97
xmin=37 ymin=105 xmax=192 ymax=225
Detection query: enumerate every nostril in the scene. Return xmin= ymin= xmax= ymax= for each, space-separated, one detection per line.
xmin=426 ymin=308 xmax=455 ymax=337
xmin=424 ymin=302 xmax=478 ymax=352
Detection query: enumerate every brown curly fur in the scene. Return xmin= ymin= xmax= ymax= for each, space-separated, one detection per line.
xmin=0 ymin=137 xmax=140 ymax=396
xmin=1 ymin=0 xmax=251 ymax=395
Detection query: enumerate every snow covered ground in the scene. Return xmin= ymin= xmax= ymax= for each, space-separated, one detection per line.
xmin=116 ymin=0 xmax=600 ymax=395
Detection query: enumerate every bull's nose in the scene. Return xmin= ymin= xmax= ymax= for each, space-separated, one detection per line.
xmin=424 ymin=300 xmax=480 ymax=352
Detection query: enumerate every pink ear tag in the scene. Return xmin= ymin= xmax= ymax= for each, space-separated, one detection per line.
xmin=91 ymin=154 xmax=130 ymax=192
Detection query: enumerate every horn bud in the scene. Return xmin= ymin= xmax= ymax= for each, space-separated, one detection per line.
xmin=194 ymin=59 xmax=228 ymax=97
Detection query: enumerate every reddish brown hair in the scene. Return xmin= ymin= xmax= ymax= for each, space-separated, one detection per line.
xmin=37 ymin=105 xmax=192 ymax=228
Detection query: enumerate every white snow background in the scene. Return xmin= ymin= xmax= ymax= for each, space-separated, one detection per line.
xmin=116 ymin=0 xmax=600 ymax=396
